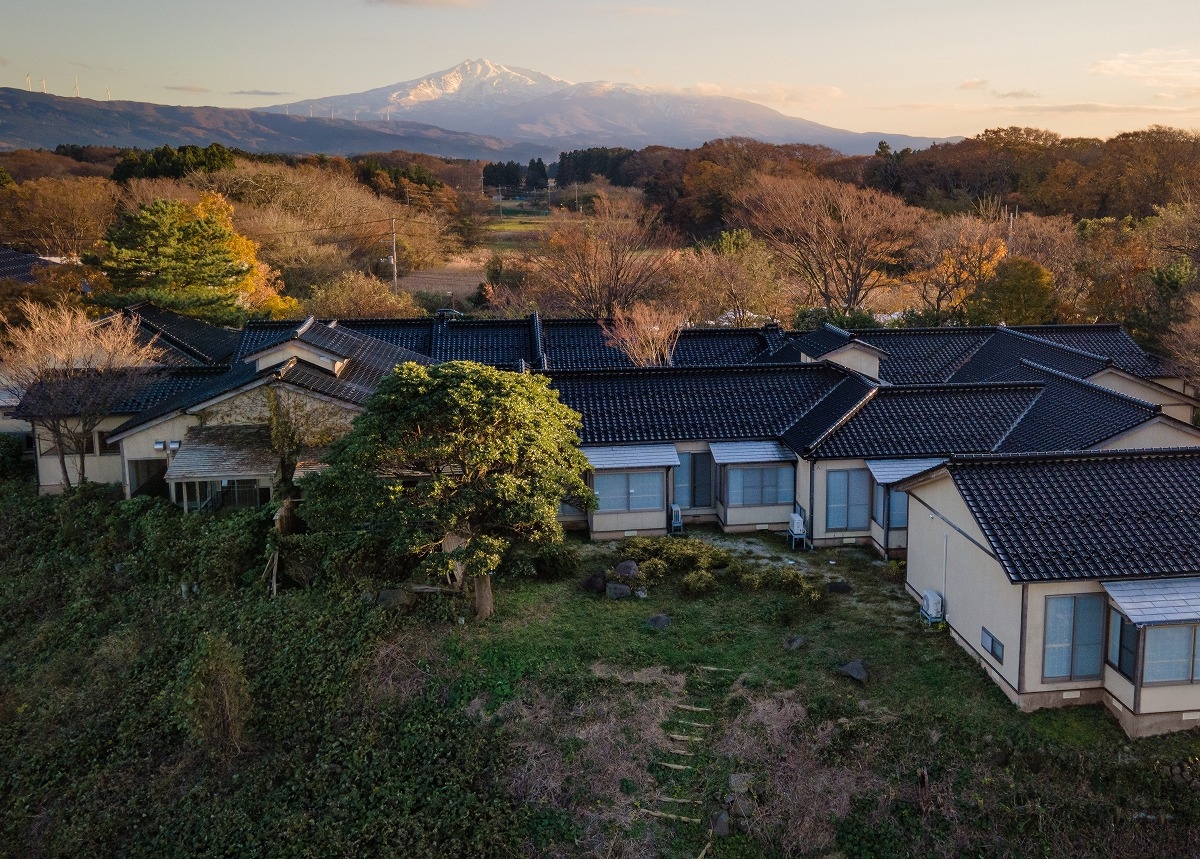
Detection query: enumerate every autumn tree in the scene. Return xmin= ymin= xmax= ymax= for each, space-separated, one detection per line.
xmin=300 ymin=362 xmax=593 ymax=620
xmin=673 ymin=229 xmax=787 ymax=325
xmin=966 ymin=257 xmax=1056 ymax=325
xmin=0 ymin=300 xmax=163 ymax=488
xmin=601 ymin=303 xmax=690 ymax=366
xmin=909 ymin=215 xmax=1007 ymax=314
xmin=0 ymin=264 xmax=110 ymax=328
xmin=527 ymin=190 xmax=676 ymax=317
xmin=304 ymin=271 xmax=424 ymax=318
xmin=0 ymin=176 xmax=119 ymax=260
xmin=739 ymin=172 xmax=924 ymax=313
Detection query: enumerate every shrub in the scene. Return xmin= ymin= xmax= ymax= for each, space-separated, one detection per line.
xmin=680 ymin=567 xmax=720 ymax=596
xmin=180 ymin=630 xmax=252 ymax=761
xmin=0 ymin=433 xmax=24 ymax=480
xmin=533 ymin=541 xmax=582 ymax=580
xmin=639 ymin=557 xmax=668 ymax=585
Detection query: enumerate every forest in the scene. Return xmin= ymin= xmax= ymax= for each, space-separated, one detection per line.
xmin=2 ymin=126 xmax=1200 ymax=366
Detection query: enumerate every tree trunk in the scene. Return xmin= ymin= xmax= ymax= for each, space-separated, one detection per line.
xmin=474 ymin=573 xmax=494 ymax=621
xmin=48 ymin=426 xmax=72 ymax=490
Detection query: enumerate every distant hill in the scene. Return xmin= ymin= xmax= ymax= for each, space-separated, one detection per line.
xmin=0 ymin=88 xmax=546 ymax=161
xmin=0 ymin=60 xmax=957 ymax=160
xmin=264 ymin=58 xmax=957 ymax=156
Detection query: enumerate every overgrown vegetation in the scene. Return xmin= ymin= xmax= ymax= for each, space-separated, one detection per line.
xmin=3 ymin=483 xmax=1198 ymax=857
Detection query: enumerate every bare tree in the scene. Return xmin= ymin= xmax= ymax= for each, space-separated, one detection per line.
xmin=1167 ymin=290 xmax=1200 ymax=386
xmin=738 ymin=172 xmax=925 ymax=313
xmin=0 ymin=176 xmax=119 ymax=260
xmin=600 ymin=303 xmax=690 ymax=367
xmin=910 ymin=215 xmax=1007 ymax=313
xmin=527 ymin=190 xmax=676 ymax=317
xmin=0 ymin=300 xmax=163 ymax=488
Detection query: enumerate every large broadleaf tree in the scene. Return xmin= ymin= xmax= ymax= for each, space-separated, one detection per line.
xmin=301 ymin=361 xmax=593 ymax=619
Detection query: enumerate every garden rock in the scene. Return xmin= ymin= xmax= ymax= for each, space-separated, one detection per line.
xmin=839 ymin=659 xmax=869 ymax=683
xmin=612 ymin=559 xmax=639 ymax=582
xmin=784 ymin=634 xmax=806 ymax=651
xmin=606 ymin=583 xmax=632 ymax=600
xmin=646 ymin=614 xmax=672 ymax=630
xmin=828 ymin=580 xmax=853 ymax=594
xmin=729 ymin=773 xmax=754 ymax=794
xmin=634 ymin=587 xmax=648 ymax=599
xmin=580 ymin=570 xmax=606 ymax=594
xmin=711 ymin=810 xmax=730 ymax=837
xmin=377 ymin=588 xmax=417 ymax=611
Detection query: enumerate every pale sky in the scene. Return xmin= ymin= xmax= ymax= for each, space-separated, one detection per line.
xmin=5 ymin=0 xmax=1200 ymax=139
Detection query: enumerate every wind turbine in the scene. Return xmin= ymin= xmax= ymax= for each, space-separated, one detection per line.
xmin=105 ymin=84 xmax=111 ymax=100
xmin=40 ymin=77 xmax=47 ymax=93
xmin=74 ymin=77 xmax=80 ymax=97
xmin=25 ymin=73 xmax=31 ymax=91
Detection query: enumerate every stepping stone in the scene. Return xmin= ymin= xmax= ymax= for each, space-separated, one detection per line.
xmin=667 ymin=733 xmax=703 ymax=742
xmin=675 ymin=704 xmax=711 ymax=712
xmin=659 ymin=762 xmax=693 ymax=771
xmin=642 ymin=809 xmax=701 ymax=824
xmin=828 ymin=581 xmax=853 ymax=594
xmin=784 ymin=633 xmax=806 ymax=651
xmin=839 ymin=658 xmax=869 ymax=683
xmin=646 ymin=613 xmax=672 ymax=629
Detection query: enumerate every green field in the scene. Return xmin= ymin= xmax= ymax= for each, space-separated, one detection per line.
xmin=2 ymin=488 xmax=1199 ymax=858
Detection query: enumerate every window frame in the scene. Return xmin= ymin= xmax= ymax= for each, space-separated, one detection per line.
xmin=826 ymin=468 xmax=871 ymax=532
xmin=675 ymin=451 xmax=714 ymax=510
xmin=593 ymin=469 xmax=666 ymax=513
xmin=723 ymin=463 xmax=795 ymax=508
xmin=1141 ymin=624 xmax=1200 ymax=687
xmin=981 ymin=627 xmax=1004 ymax=664
xmin=1042 ymin=593 xmax=1105 ymax=682
xmin=1105 ymin=607 xmax=1138 ymax=682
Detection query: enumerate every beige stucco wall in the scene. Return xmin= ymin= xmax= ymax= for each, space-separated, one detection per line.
xmin=824 ymin=346 xmax=880 ymax=380
xmin=1089 ymin=368 xmax=1196 ymax=422
xmin=1094 ymin=418 xmax=1200 ymax=451
xmin=252 ymin=343 xmax=343 ymax=375
xmin=118 ymin=413 xmax=202 ymax=497
xmin=34 ymin=415 xmax=128 ymax=492
xmin=1138 ymin=682 xmax=1200 ymax=715
xmin=907 ymin=473 xmax=1023 ymax=696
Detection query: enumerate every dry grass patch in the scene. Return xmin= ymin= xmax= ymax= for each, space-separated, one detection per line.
xmin=498 ymin=677 xmax=683 ymax=858
xmin=715 ymin=686 xmax=883 ymax=853
xmin=361 ymin=625 xmax=449 ymax=706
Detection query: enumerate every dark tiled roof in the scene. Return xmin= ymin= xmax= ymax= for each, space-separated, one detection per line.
xmin=990 ymin=361 xmax=1160 ymax=453
xmin=124 ymin=304 xmax=240 ymax=366
xmin=17 ymin=365 xmax=232 ymax=421
xmin=851 ymin=327 xmax=994 ymax=384
xmin=673 ymin=328 xmax=772 ymax=366
xmin=948 ymin=328 xmax=1108 ymax=383
xmin=431 ymin=318 xmax=537 ymax=367
xmin=943 ymin=449 xmax=1200 ymax=583
xmin=781 ymin=375 xmax=877 ymax=452
xmin=789 ymin=323 xmax=854 ymax=358
xmin=335 ymin=318 xmax=435 ymax=356
xmin=810 ymin=383 xmax=1042 ymax=459
xmin=234 ymin=320 xmax=304 ymax=362
xmin=1014 ymin=324 xmax=1166 ymax=378
xmin=542 ymin=320 xmax=631 ymax=370
xmin=109 ymin=363 xmax=262 ymax=434
xmin=545 ymin=364 xmax=850 ymax=445
xmin=0 ymin=248 xmax=64 ymax=284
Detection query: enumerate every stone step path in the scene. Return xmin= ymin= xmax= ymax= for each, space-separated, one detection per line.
xmin=639 ymin=663 xmax=742 ymax=853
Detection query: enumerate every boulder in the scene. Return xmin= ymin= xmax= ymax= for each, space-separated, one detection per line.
xmin=612 ymin=559 xmax=639 ymax=582
xmin=580 ymin=570 xmax=607 ymax=594
xmin=839 ymin=659 xmax=869 ymax=683
xmin=606 ymin=583 xmax=632 ymax=600
xmin=646 ymin=613 xmax=672 ymax=630
xmin=377 ymin=588 xmax=417 ymax=611
xmin=784 ymin=634 xmax=806 ymax=651
xmin=710 ymin=810 xmax=730 ymax=837
xmin=634 ymin=587 xmax=648 ymax=599
xmin=729 ymin=772 xmax=754 ymax=794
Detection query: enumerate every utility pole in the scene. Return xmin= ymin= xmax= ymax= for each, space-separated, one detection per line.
xmin=391 ymin=217 xmax=399 ymax=295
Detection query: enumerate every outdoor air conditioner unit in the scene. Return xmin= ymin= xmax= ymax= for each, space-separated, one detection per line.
xmin=920 ymin=589 xmax=944 ymax=624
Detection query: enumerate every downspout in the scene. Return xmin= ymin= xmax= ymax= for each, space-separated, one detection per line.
xmin=882 ymin=482 xmax=891 ymax=558
xmin=1018 ymin=584 xmax=1028 ymax=694
xmin=807 ymin=458 xmax=816 ymax=541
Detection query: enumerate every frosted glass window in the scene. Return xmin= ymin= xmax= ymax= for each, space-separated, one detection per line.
xmin=1144 ymin=626 xmax=1195 ymax=684
xmin=1044 ymin=594 xmax=1104 ymax=681
xmin=827 ymin=468 xmax=869 ymax=530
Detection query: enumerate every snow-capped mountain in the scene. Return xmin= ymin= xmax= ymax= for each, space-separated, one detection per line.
xmin=263 ymin=60 xmax=955 ymax=156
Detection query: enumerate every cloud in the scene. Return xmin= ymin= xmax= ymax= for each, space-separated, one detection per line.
xmin=164 ymin=84 xmax=210 ymax=93
xmin=610 ymin=5 xmax=685 ymax=15
xmin=367 ymin=0 xmax=478 ymax=6
xmin=958 ymin=78 xmax=988 ymax=91
xmin=230 ymin=89 xmax=293 ymax=97
xmin=1091 ymin=48 xmax=1200 ymax=91
xmin=888 ymin=100 xmax=1200 ymax=116
xmin=994 ymin=89 xmax=1042 ymax=100
xmin=688 ymin=81 xmax=843 ymax=110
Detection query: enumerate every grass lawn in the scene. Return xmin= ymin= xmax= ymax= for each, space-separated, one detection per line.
xmin=434 ymin=530 xmax=1200 ymax=857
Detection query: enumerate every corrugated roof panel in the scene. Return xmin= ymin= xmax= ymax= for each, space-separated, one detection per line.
xmin=709 ymin=441 xmax=796 ymax=464
xmin=583 ymin=444 xmax=680 ymax=470
xmin=866 ymin=458 xmax=947 ymax=484
xmin=1104 ymin=577 xmax=1200 ymax=626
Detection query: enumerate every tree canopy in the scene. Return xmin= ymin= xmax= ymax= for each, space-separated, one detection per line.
xmin=301 ymin=361 xmax=593 ymax=619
